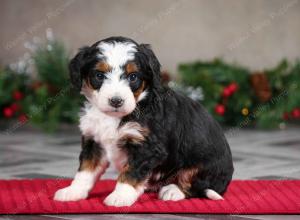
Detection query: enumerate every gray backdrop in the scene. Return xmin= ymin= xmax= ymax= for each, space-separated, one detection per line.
xmin=1 ymin=0 xmax=300 ymax=73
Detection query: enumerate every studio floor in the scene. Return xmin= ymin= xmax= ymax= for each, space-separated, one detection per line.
xmin=0 ymin=126 xmax=300 ymax=220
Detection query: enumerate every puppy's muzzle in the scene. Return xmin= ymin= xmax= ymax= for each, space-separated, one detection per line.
xmin=109 ymin=96 xmax=124 ymax=108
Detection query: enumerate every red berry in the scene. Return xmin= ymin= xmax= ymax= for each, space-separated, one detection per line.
xmin=10 ymin=103 xmax=21 ymax=112
xmin=215 ymin=104 xmax=226 ymax=116
xmin=18 ymin=114 xmax=28 ymax=123
xmin=228 ymin=82 xmax=238 ymax=93
xmin=12 ymin=90 xmax=23 ymax=101
xmin=291 ymin=108 xmax=300 ymax=119
xmin=222 ymin=87 xmax=232 ymax=98
xmin=3 ymin=107 xmax=14 ymax=118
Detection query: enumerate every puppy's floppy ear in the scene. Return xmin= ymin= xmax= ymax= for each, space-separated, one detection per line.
xmin=69 ymin=46 xmax=90 ymax=91
xmin=138 ymin=44 xmax=162 ymax=90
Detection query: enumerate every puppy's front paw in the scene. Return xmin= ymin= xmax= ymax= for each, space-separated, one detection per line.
xmin=104 ymin=191 xmax=137 ymax=207
xmin=54 ymin=186 xmax=88 ymax=201
xmin=103 ymin=183 xmax=140 ymax=207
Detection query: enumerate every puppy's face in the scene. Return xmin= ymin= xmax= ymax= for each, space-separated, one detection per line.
xmin=69 ymin=37 xmax=161 ymax=117
xmin=84 ymin=42 xmax=145 ymax=117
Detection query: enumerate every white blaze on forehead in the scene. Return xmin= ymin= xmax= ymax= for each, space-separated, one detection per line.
xmin=94 ymin=41 xmax=138 ymax=116
xmin=97 ymin=42 xmax=137 ymax=68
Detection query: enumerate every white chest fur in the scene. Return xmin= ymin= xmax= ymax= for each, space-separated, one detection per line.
xmin=79 ymin=104 xmax=126 ymax=171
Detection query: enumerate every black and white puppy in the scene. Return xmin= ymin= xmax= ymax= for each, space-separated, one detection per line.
xmin=54 ymin=36 xmax=234 ymax=207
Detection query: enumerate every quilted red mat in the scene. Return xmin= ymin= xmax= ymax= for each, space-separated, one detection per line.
xmin=0 ymin=179 xmax=299 ymax=214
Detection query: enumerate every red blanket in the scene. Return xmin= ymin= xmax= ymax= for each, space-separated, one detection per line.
xmin=0 ymin=179 xmax=299 ymax=214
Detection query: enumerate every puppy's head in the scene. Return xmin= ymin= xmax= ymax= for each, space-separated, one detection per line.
xmin=69 ymin=36 xmax=161 ymax=117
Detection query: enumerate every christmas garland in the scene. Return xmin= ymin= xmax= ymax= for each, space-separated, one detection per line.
xmin=0 ymin=30 xmax=82 ymax=132
xmin=178 ymin=59 xmax=300 ymax=129
xmin=0 ymin=31 xmax=299 ymax=131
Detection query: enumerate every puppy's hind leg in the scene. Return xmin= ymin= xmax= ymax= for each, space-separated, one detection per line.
xmin=158 ymin=166 xmax=223 ymax=201
xmin=158 ymin=167 xmax=198 ymax=202
xmin=54 ymin=137 xmax=108 ymax=201
xmin=158 ymin=184 xmax=186 ymax=201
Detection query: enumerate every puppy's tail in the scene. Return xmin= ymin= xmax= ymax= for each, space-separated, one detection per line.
xmin=189 ymin=178 xmax=226 ymax=200
xmin=204 ymin=189 xmax=224 ymax=200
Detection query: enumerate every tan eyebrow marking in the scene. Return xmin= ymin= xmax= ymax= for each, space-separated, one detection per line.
xmin=95 ymin=61 xmax=111 ymax=73
xmin=133 ymin=80 xmax=146 ymax=100
xmin=126 ymin=62 xmax=138 ymax=75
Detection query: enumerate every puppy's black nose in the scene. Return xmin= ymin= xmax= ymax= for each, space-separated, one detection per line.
xmin=109 ymin=96 xmax=124 ymax=108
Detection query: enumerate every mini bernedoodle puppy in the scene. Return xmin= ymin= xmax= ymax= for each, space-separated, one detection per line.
xmin=54 ymin=36 xmax=234 ymax=207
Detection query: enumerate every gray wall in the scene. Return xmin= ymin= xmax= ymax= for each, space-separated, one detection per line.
xmin=1 ymin=0 xmax=300 ymax=73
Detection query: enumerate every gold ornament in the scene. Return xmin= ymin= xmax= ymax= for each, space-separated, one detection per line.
xmin=241 ymin=107 xmax=249 ymax=116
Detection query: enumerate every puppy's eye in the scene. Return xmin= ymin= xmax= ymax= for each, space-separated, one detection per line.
xmin=95 ymin=71 xmax=106 ymax=80
xmin=128 ymin=73 xmax=137 ymax=83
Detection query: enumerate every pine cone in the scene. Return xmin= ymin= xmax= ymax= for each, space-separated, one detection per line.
xmin=250 ymin=72 xmax=272 ymax=102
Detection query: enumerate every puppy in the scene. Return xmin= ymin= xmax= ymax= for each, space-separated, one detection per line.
xmin=54 ymin=36 xmax=234 ymax=207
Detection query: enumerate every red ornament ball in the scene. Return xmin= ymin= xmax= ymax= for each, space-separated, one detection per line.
xmin=291 ymin=108 xmax=300 ymax=119
xmin=222 ymin=87 xmax=232 ymax=98
xmin=3 ymin=107 xmax=14 ymax=118
xmin=222 ymin=82 xmax=239 ymax=98
xmin=215 ymin=104 xmax=226 ymax=116
xmin=228 ymin=82 xmax=238 ymax=93
xmin=18 ymin=114 xmax=28 ymax=123
xmin=12 ymin=90 xmax=23 ymax=101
